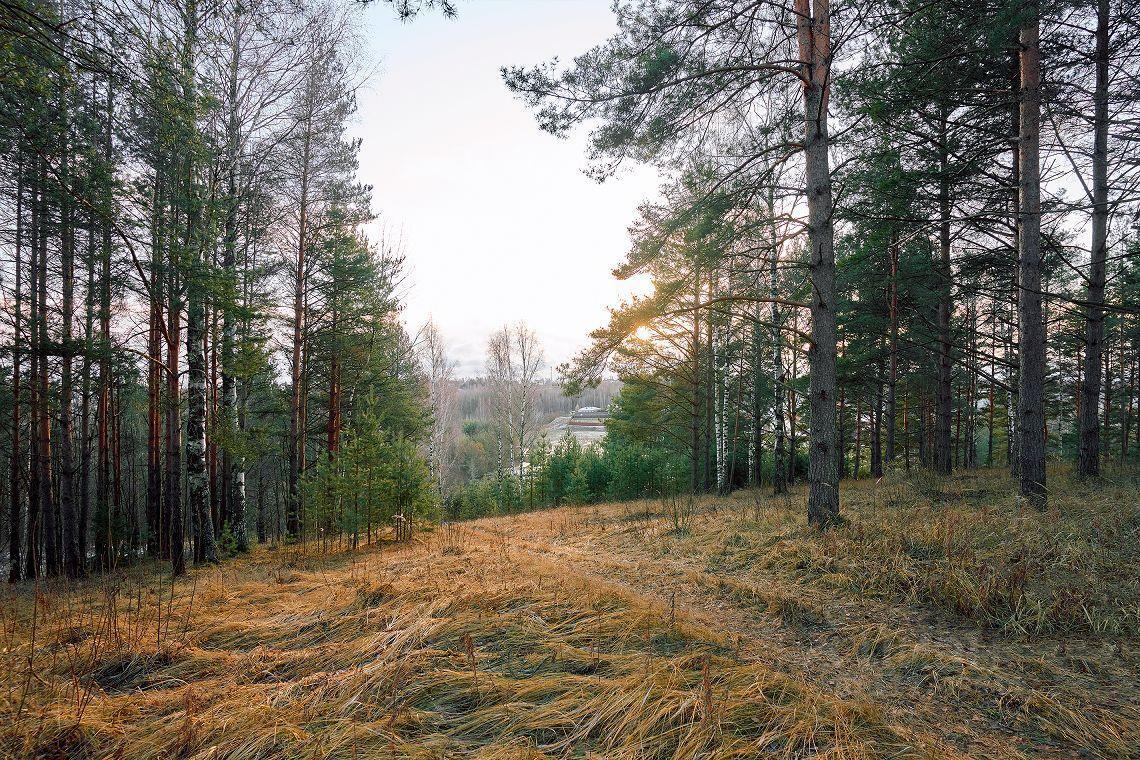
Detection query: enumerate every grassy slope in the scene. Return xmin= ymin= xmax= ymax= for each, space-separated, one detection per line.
xmin=1 ymin=468 xmax=1137 ymax=759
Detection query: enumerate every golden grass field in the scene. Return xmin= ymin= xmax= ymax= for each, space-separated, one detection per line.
xmin=1 ymin=468 xmax=1138 ymax=758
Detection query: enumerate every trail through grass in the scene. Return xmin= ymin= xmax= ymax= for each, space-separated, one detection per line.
xmin=1 ymin=468 xmax=1137 ymax=758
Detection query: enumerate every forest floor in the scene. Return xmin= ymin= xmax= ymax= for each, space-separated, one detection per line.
xmin=1 ymin=468 xmax=1138 ymax=759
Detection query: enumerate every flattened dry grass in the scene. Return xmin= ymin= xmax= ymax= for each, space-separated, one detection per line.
xmin=562 ymin=468 xmax=1140 ymax=758
xmin=2 ymin=468 xmax=1137 ymax=759
xmin=654 ymin=469 xmax=1140 ymax=637
xmin=2 ymin=533 xmax=923 ymax=759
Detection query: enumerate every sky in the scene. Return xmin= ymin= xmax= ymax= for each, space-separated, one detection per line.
xmin=352 ymin=0 xmax=659 ymax=377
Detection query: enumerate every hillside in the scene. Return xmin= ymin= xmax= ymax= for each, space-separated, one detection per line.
xmin=2 ymin=469 xmax=1136 ymax=759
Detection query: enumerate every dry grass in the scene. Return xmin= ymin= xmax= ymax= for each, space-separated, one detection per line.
xmin=0 ymin=537 xmax=916 ymax=758
xmin=657 ymin=468 xmax=1140 ymax=636
xmin=1 ymin=468 xmax=1137 ymax=758
xmin=534 ymin=468 xmax=1139 ymax=759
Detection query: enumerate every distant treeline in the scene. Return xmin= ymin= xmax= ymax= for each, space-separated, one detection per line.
xmin=456 ymin=379 xmax=622 ymax=425
xmin=443 ymin=435 xmax=687 ymax=520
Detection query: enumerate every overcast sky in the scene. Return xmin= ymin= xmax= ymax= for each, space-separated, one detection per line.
xmin=353 ymin=0 xmax=659 ymax=377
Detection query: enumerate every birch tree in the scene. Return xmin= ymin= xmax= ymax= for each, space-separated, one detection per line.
xmin=420 ymin=319 xmax=460 ymax=498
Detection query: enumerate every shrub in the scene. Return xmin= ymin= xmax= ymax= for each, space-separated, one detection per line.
xmin=445 ymin=437 xmax=687 ymax=517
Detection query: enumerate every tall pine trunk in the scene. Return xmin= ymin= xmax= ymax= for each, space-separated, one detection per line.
xmin=166 ymin=260 xmax=185 ymax=576
xmin=1016 ymin=2 xmax=1047 ymax=507
xmin=1077 ymin=0 xmax=1109 ymax=477
xmin=691 ymin=261 xmax=702 ymax=492
xmin=797 ymin=0 xmax=839 ymax=527
xmin=94 ymin=88 xmax=114 ymax=559
xmin=750 ymin=315 xmax=763 ymax=486
xmin=146 ymin=175 xmax=163 ymax=559
xmin=885 ymin=236 xmax=899 ymax=465
xmin=36 ymin=157 xmax=59 ymax=577
xmin=59 ymin=126 xmax=82 ymax=578
xmin=288 ymin=126 xmax=312 ymax=539
xmin=9 ymin=166 xmax=23 ymax=583
xmin=871 ymin=362 xmax=883 ymax=478
xmin=934 ymin=110 xmax=954 ymax=475
xmin=78 ymin=202 xmax=95 ymax=570
xmin=26 ymin=166 xmax=41 ymax=580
